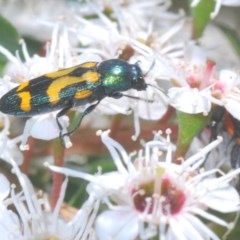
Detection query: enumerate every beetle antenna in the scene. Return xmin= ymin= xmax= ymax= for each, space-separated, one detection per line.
xmin=120 ymin=93 xmax=153 ymax=103
xmin=143 ymin=58 xmax=155 ymax=77
xmin=146 ymin=83 xmax=164 ymax=93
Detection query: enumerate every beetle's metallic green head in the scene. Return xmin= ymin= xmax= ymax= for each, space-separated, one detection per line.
xmin=99 ymin=59 xmax=146 ymax=94
xmin=130 ymin=63 xmax=147 ymax=90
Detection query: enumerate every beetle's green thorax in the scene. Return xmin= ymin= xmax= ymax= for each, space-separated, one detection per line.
xmin=98 ymin=59 xmax=146 ymax=94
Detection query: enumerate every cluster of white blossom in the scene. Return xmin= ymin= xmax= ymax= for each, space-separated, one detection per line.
xmin=0 ymin=0 xmax=240 ymax=239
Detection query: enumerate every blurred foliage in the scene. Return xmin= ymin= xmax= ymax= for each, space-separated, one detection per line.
xmin=189 ymin=0 xmax=215 ymax=39
xmin=217 ymin=23 xmax=240 ymax=59
xmin=64 ymin=155 xmax=116 ymax=207
xmin=0 ymin=14 xmax=19 ymax=72
xmin=175 ymin=111 xmax=209 ymax=158
xmin=0 ymin=1 xmax=240 ymax=239
xmin=0 ymin=14 xmax=19 ymax=61
xmin=0 ymin=14 xmax=43 ymax=73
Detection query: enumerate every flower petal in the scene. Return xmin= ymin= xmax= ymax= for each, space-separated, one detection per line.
xmin=168 ymin=87 xmax=211 ymax=113
xmin=200 ymin=185 xmax=239 ymax=213
xmin=0 ymin=174 xmax=10 ymax=200
xmin=95 ymin=209 xmax=139 ymax=240
xmin=30 ymin=114 xmax=69 ymax=140
xmin=225 ymin=97 xmax=240 ymax=120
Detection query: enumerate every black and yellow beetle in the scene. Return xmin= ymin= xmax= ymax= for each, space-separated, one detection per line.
xmin=0 ymin=59 xmax=150 ymax=140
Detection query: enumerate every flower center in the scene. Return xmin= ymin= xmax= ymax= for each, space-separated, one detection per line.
xmin=160 ymin=177 xmax=186 ymax=215
xmin=132 ymin=176 xmax=186 ymax=216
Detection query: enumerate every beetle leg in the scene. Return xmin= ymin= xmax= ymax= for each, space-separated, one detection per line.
xmin=61 ymin=100 xmax=101 ymax=138
xmin=56 ymin=100 xmax=74 ymax=139
xmin=111 ymin=92 xmax=153 ymax=103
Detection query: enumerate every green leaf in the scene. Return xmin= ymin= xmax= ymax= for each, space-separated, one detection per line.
xmin=189 ymin=0 xmax=215 ymax=39
xmin=176 ymin=111 xmax=209 ymax=158
xmin=23 ymin=36 xmax=44 ymax=57
xmin=0 ymin=59 xmax=6 ymax=74
xmin=65 ymin=155 xmax=116 ymax=206
xmin=0 ymin=14 xmax=20 ymax=62
xmin=217 ymin=24 xmax=240 ymax=59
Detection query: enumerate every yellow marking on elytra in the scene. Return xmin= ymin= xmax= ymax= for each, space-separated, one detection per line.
xmin=45 ymin=62 xmax=98 ymax=78
xmin=80 ymin=62 xmax=98 ymax=68
xmin=17 ymin=81 xmax=29 ymax=92
xmin=18 ymin=92 xmax=31 ymax=112
xmin=46 ymin=68 xmax=76 ymax=78
xmin=74 ymin=89 xmax=92 ymax=99
xmin=46 ymin=72 xmax=99 ymax=105
xmin=81 ymin=72 xmax=99 ymax=83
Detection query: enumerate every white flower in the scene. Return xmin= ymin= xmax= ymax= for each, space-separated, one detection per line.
xmin=0 ymin=0 xmax=80 ymax=41
xmin=0 ymin=174 xmax=23 ymax=240
xmin=19 ymin=113 xmax=70 ymax=150
xmin=0 ymin=113 xmax=23 ymax=165
xmin=166 ymin=44 xmax=240 ymax=118
xmin=47 ymin=129 xmax=240 ymax=240
xmin=211 ymin=69 xmax=240 ymax=120
xmin=77 ymin=0 xmax=178 ymax=51
xmin=168 ymin=87 xmax=211 ymax=114
xmin=94 ymin=131 xmax=240 ymax=240
xmin=167 ymin=44 xmax=215 ymax=114
xmin=0 ymin=157 xmax=99 ymax=240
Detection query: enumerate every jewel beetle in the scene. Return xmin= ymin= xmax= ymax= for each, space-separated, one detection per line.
xmin=0 ymin=59 xmax=150 ymax=141
xmin=209 ymin=106 xmax=240 ymax=170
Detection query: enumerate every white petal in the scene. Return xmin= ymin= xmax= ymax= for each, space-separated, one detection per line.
xmin=183 ymin=214 xmax=220 ymax=240
xmin=95 ymin=209 xmax=139 ymax=240
xmin=42 ymin=214 xmax=73 ymax=239
xmin=99 ymin=97 xmax=131 ymax=115
xmin=0 ymin=78 xmax=17 ymax=97
xmin=219 ymin=69 xmax=240 ymax=89
xmin=225 ymin=97 xmax=240 ymax=120
xmin=185 ymin=43 xmax=207 ymax=65
xmin=200 ymin=185 xmax=239 ymax=212
xmin=30 ymin=114 xmax=69 ymax=140
xmin=169 ymin=217 xmax=204 ymax=240
xmin=190 ymin=207 xmax=228 ymax=227
xmin=137 ymin=91 xmax=169 ymax=120
xmin=0 ymin=206 xmax=22 ymax=239
xmin=86 ymin=172 xmax=126 ymax=197
xmin=168 ymin=87 xmax=211 ymax=114
xmin=0 ymin=174 xmax=10 ymax=200
xmin=6 ymin=143 xmax=24 ymax=165
xmin=168 ymin=217 xmax=193 ymax=240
